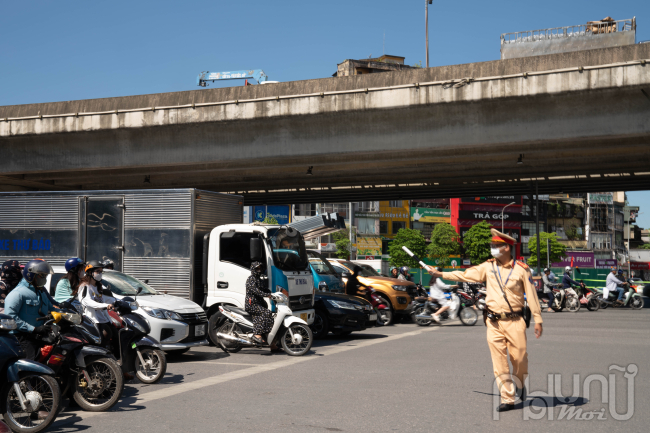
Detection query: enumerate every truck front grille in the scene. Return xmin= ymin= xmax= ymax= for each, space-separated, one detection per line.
xmin=289 ymin=294 xmax=313 ymax=311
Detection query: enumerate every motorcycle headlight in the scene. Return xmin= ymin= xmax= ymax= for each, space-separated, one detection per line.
xmin=124 ymin=317 xmax=146 ymax=333
xmin=327 ymin=300 xmax=358 ymax=310
xmin=391 ymin=285 xmax=408 ymax=291
xmin=129 ymin=301 xmax=139 ymax=310
xmin=62 ymin=312 xmax=81 ymax=325
xmin=0 ymin=318 xmax=17 ymax=330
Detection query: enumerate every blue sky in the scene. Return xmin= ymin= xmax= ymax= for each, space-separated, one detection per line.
xmin=1 ymin=1 xmax=649 ymax=223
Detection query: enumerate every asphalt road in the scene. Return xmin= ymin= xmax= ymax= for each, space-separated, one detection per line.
xmin=9 ymin=308 xmax=650 ymax=433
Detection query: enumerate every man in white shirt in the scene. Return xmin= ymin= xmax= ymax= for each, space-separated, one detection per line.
xmin=604 ymin=268 xmax=626 ymax=304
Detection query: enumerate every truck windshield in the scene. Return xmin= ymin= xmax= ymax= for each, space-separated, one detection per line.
xmin=268 ymin=228 xmax=310 ymax=272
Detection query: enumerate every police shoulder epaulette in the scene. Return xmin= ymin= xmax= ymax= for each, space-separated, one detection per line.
xmin=516 ymin=260 xmax=529 ymax=269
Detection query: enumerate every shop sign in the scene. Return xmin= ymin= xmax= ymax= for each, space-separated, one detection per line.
xmin=630 ymin=262 xmax=649 ymax=271
xmin=461 ymin=196 xmax=522 ymax=205
xmin=458 ymin=210 xmax=521 ymax=222
xmin=596 ymin=259 xmax=617 ymax=269
xmin=253 ymin=205 xmax=290 ymax=224
xmin=354 ymin=212 xmax=380 ymax=218
xmin=551 ymin=252 xmax=595 ymax=268
xmin=411 ymin=208 xmax=451 ymax=223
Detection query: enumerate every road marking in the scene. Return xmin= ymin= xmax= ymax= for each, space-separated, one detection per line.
xmin=180 ymin=361 xmax=263 ymax=366
xmin=63 ymin=326 xmax=439 ymax=422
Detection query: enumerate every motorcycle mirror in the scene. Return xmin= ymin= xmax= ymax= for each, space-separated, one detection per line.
xmin=144 ymin=279 xmax=149 ymax=284
xmin=136 ymin=287 xmax=143 ymax=295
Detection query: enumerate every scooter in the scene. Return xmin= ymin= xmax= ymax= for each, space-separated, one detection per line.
xmin=215 ymin=293 xmax=313 ymax=356
xmin=411 ymin=288 xmax=478 ymax=326
xmin=550 ymin=284 xmax=582 ymax=312
xmin=0 ymin=313 xmax=61 ymax=433
xmin=576 ymin=281 xmax=600 ymax=311
xmin=34 ymin=309 xmax=124 ymax=412
xmin=108 ymin=297 xmax=166 ymax=384
xmin=595 ymin=284 xmax=644 ymax=310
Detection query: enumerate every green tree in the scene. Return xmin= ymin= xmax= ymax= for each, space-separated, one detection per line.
xmin=387 ymin=228 xmax=427 ymax=269
xmin=463 ymin=221 xmax=493 ymax=265
xmin=261 ymin=215 xmax=279 ymax=225
xmin=426 ymin=223 xmax=461 ymax=267
xmin=527 ymin=232 xmax=567 ymax=267
xmin=332 ymin=226 xmax=354 ymax=259
xmin=640 ymin=243 xmax=650 ymax=250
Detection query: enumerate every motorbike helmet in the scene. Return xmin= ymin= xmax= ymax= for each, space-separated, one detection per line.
xmin=400 ymin=266 xmax=410 ymax=276
xmin=65 ymin=257 xmax=85 ymax=272
xmin=564 ymin=266 xmax=571 ymax=273
xmin=617 ymin=268 xmax=624 ymax=276
xmin=22 ymin=259 xmax=54 ymax=287
xmin=543 ymin=267 xmax=549 ymax=273
xmin=101 ymin=258 xmax=115 ymax=270
xmin=84 ymin=260 xmax=104 ymax=275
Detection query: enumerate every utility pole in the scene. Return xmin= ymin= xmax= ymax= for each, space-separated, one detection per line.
xmin=500 ymin=202 xmax=516 ymax=232
xmin=536 ymin=181 xmax=541 ymax=277
xmin=425 ymin=0 xmax=432 ymax=68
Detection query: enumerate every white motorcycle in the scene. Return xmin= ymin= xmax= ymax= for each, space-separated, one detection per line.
xmin=216 ymin=293 xmax=313 ymax=356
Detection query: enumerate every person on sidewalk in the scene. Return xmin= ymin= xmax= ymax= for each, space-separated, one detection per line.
xmin=426 ymin=229 xmax=543 ymax=413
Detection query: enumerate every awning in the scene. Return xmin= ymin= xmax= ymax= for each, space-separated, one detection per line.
xmin=287 ymin=213 xmax=346 ymax=240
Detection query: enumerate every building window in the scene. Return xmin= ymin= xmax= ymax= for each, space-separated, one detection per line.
xmin=389 ymin=200 xmax=402 ymax=208
xmin=379 ymin=221 xmax=388 ymax=234
xmin=357 ymin=218 xmax=376 ymax=235
xmin=392 ymin=221 xmax=406 ymax=233
xmin=294 ymin=204 xmax=316 ymax=217
xmin=321 ymin=203 xmax=349 ymax=218
xmin=356 ymin=201 xmax=378 ymax=212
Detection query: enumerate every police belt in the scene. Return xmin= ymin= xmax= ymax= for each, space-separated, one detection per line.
xmin=485 ymin=307 xmax=524 ymax=321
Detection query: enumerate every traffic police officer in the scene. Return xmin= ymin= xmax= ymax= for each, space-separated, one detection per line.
xmin=427 ymin=229 xmax=543 ymax=412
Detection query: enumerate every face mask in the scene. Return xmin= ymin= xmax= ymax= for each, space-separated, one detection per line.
xmin=93 ymin=273 xmax=103 ymax=282
xmin=78 ymin=269 xmax=85 ymax=279
xmin=490 ymin=247 xmax=503 ymax=258
xmin=33 ymin=275 xmax=47 ymax=288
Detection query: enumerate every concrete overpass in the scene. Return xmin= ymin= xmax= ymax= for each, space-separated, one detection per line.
xmin=1 ymin=44 xmax=650 ymax=204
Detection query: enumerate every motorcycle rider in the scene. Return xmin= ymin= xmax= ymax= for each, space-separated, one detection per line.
xmin=245 ymin=261 xmax=279 ymax=351
xmin=0 ymin=260 xmax=22 ymax=313
xmin=345 ymin=266 xmax=368 ymax=297
xmin=390 ymin=267 xmax=399 ymax=279
xmin=4 ymin=259 xmax=57 ymax=360
xmin=561 ymin=266 xmax=581 ymax=298
xmin=428 ymin=266 xmax=457 ymax=323
xmin=605 ymin=268 xmax=627 ymax=305
xmin=101 ymin=258 xmax=115 ymax=270
xmin=78 ymin=261 xmax=116 ymax=348
xmin=54 ymin=257 xmax=85 ymax=303
xmin=541 ymin=268 xmax=555 ymax=313
xmin=398 ymin=266 xmax=411 ymax=282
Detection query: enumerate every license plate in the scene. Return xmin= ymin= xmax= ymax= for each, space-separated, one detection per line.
xmin=369 ymin=314 xmax=377 ymax=321
xmin=195 ymin=324 xmax=206 ymax=336
xmin=300 ymin=313 xmax=308 ymax=321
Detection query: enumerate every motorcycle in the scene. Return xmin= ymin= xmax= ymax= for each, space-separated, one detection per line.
xmin=549 ymin=284 xmax=582 ymax=312
xmin=411 ymin=288 xmax=479 ymax=326
xmin=576 ymin=281 xmax=600 ymax=311
xmin=0 ymin=313 xmax=61 ymax=433
xmin=34 ymin=309 xmax=124 ymax=412
xmin=107 ymin=296 xmax=167 ymax=384
xmin=215 ymin=293 xmax=314 ymax=356
xmin=595 ymin=283 xmax=644 ymax=310
xmin=458 ymin=283 xmax=486 ymax=311
xmin=361 ymin=286 xmax=392 ymax=326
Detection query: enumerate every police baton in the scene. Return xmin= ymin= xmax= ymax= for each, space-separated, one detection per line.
xmin=401 ymin=246 xmax=428 ymax=269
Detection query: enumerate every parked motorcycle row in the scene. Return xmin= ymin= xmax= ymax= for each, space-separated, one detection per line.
xmin=542 ymin=279 xmax=645 ymax=312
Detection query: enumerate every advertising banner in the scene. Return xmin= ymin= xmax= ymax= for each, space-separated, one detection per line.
xmin=588 ymin=193 xmax=613 ymax=205
xmin=461 ymin=196 xmax=522 ymax=205
xmin=630 ymin=262 xmax=650 ymax=271
xmin=253 ymin=205 xmax=290 ymax=225
xmin=552 ymin=252 xmax=595 ymax=268
xmin=411 ymin=208 xmax=451 ymax=223
xmin=596 ymin=259 xmax=617 ymax=269
xmin=356 ymin=237 xmax=382 ymax=256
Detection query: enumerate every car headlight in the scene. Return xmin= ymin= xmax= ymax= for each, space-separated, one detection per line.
xmin=327 ymin=300 xmax=358 ymax=310
xmin=392 ymin=285 xmax=408 ymax=291
xmin=0 ymin=318 xmax=17 ymax=330
xmin=142 ymin=307 xmax=182 ymax=321
xmin=124 ymin=317 xmax=147 ymax=333
xmin=364 ymin=304 xmax=373 ymax=311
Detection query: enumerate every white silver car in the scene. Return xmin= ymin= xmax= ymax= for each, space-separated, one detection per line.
xmin=48 ymin=267 xmax=208 ymax=353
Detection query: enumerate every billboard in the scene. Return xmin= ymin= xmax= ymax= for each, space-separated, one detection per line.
xmin=461 ymin=196 xmax=522 ymax=205
xmin=253 ymin=205 xmax=290 ymax=225
xmin=588 ymin=193 xmax=614 ymax=205
xmin=411 ymin=208 xmax=451 ymax=223
xmin=552 ymin=252 xmax=595 ymax=268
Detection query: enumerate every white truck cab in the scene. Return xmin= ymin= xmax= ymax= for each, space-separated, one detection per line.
xmin=206 ymin=224 xmax=315 ymax=324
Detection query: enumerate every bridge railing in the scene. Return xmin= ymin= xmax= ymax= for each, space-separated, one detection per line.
xmin=501 ymin=18 xmax=635 ymax=44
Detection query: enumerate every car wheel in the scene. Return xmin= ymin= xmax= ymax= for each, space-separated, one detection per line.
xmin=311 ymin=311 xmax=329 ymax=339
xmin=376 ymin=295 xmax=393 ymax=326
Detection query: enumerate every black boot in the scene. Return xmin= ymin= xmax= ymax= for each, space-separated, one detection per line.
xmin=496 ymin=403 xmax=515 ymax=412
xmin=516 ymin=385 xmax=527 ymax=402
